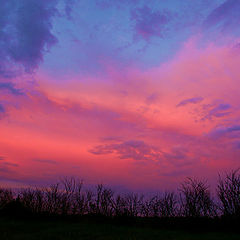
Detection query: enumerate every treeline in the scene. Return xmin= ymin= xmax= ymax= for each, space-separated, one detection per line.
xmin=1 ymin=170 xmax=240 ymax=219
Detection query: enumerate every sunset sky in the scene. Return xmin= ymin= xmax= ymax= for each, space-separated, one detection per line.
xmin=1 ymin=0 xmax=240 ymax=191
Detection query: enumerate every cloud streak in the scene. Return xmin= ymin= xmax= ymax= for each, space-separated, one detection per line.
xmin=177 ymin=97 xmax=204 ymax=107
xmin=204 ymin=0 xmax=240 ymax=35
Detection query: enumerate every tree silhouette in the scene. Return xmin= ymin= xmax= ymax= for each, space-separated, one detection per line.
xmin=217 ymin=169 xmax=240 ymax=217
xmin=179 ymin=178 xmax=216 ymax=217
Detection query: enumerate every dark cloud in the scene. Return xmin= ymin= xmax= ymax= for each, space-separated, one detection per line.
xmin=33 ymin=159 xmax=58 ymax=164
xmin=177 ymin=97 xmax=203 ymax=107
xmin=131 ymin=6 xmax=171 ymax=41
xmin=204 ymin=0 xmax=240 ymax=35
xmin=0 ymin=0 xmax=58 ymax=77
xmin=0 ymin=156 xmax=5 ymax=161
xmin=0 ymin=82 xmax=23 ymax=95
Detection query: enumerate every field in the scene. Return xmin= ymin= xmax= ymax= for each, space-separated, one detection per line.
xmin=0 ymin=217 xmax=239 ymax=240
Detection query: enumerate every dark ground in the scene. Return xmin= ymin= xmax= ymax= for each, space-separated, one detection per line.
xmin=0 ymin=216 xmax=240 ymax=240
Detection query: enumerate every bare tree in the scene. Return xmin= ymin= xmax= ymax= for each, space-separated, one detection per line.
xmin=217 ymin=169 xmax=240 ymax=217
xmin=179 ymin=178 xmax=215 ymax=217
xmin=112 ymin=194 xmax=126 ymax=217
xmin=45 ymin=183 xmax=62 ymax=215
xmin=98 ymin=185 xmax=114 ymax=216
xmin=72 ymin=179 xmax=86 ymax=215
xmin=60 ymin=177 xmax=77 ymax=215
xmin=122 ymin=193 xmax=144 ymax=217
xmin=159 ymin=192 xmax=178 ymax=217
xmin=141 ymin=192 xmax=177 ymax=218
xmin=85 ymin=189 xmax=96 ymax=215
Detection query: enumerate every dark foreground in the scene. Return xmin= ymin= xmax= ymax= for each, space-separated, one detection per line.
xmin=1 ymin=217 xmax=240 ymax=240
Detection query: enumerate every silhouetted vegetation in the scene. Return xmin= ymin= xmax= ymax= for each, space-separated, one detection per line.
xmin=179 ymin=178 xmax=216 ymax=217
xmin=217 ymin=169 xmax=240 ymax=217
xmin=1 ymin=170 xmax=240 ymax=235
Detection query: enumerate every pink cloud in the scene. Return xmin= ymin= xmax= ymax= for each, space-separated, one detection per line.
xmin=1 ymin=35 xmax=240 ymax=190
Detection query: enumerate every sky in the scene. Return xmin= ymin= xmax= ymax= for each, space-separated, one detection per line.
xmin=0 ymin=0 xmax=240 ymax=192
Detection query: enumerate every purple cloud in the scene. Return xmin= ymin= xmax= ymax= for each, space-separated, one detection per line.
xmin=208 ymin=124 xmax=240 ymax=138
xmin=3 ymin=162 xmax=19 ymax=167
xmin=145 ymin=93 xmax=159 ymax=105
xmin=33 ymin=159 xmax=58 ymax=164
xmin=89 ymin=140 xmax=162 ymax=162
xmin=202 ymin=103 xmax=231 ymax=120
xmin=95 ymin=0 xmax=140 ymax=10
xmin=0 ymin=82 xmax=23 ymax=95
xmin=0 ymin=167 xmax=13 ymax=173
xmin=177 ymin=97 xmax=204 ymax=107
xmin=90 ymin=140 xmax=197 ymax=175
xmin=160 ymin=169 xmax=190 ymax=177
xmin=11 ymin=0 xmax=58 ymax=71
xmin=101 ymin=136 xmax=123 ymax=142
xmin=0 ymin=159 xmax=18 ymax=173
xmin=227 ymin=125 xmax=240 ymax=132
xmin=63 ymin=0 xmax=76 ymax=19
xmin=204 ymin=0 xmax=240 ymax=34
xmin=163 ymin=147 xmax=192 ymax=168
xmin=131 ymin=6 xmax=170 ymax=41
xmin=0 ymin=104 xmax=5 ymax=113
xmin=0 ymin=0 xmax=58 ymax=76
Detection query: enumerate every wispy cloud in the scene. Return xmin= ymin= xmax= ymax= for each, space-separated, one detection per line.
xmin=89 ymin=140 xmax=162 ymax=162
xmin=201 ymin=103 xmax=232 ymax=121
xmin=0 ymin=82 xmax=23 ymax=95
xmin=177 ymin=97 xmax=203 ymax=107
xmin=131 ymin=5 xmax=171 ymax=41
xmin=204 ymin=0 xmax=240 ymax=35
xmin=33 ymin=159 xmax=58 ymax=165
